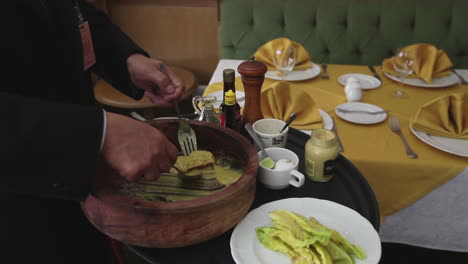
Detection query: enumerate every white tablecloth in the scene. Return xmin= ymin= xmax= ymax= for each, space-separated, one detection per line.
xmin=206 ymin=59 xmax=468 ymax=252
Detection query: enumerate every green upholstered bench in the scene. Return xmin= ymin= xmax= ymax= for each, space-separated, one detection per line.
xmin=220 ymin=0 xmax=468 ymax=68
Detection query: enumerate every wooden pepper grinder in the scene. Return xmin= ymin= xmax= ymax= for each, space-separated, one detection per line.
xmin=238 ymin=56 xmax=267 ymax=126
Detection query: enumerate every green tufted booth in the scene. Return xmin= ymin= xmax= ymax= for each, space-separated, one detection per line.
xmin=220 ymin=0 xmax=468 ymax=68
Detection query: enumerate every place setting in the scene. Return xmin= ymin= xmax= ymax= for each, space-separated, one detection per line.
xmin=409 ymin=92 xmax=468 ymax=157
xmin=254 ymin=38 xmax=322 ymax=81
xmin=381 ymin=43 xmax=460 ymax=92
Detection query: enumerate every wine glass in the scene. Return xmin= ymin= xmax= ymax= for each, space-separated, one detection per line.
xmin=392 ymin=49 xmax=415 ymax=99
xmin=272 ymin=45 xmax=297 ymax=80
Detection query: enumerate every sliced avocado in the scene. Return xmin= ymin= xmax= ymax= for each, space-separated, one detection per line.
xmin=324 ymin=241 xmax=355 ymax=264
xmin=309 ymin=217 xmax=366 ymax=259
xmin=256 ymin=227 xmax=295 ymax=258
xmin=269 ymin=210 xmax=332 ymax=243
xmin=312 ymin=242 xmax=333 ymax=264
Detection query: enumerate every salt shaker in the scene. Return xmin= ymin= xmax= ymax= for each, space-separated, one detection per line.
xmin=345 ymin=78 xmax=362 ymax=102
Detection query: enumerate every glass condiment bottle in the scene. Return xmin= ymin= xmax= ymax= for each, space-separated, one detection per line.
xmin=304 ymin=129 xmax=339 ymax=182
xmin=219 ymin=89 xmax=241 ymax=131
xmin=192 ymin=95 xmax=220 ymax=124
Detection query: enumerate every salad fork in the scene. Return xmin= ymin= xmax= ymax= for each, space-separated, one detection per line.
xmin=389 ymin=116 xmax=417 ymax=159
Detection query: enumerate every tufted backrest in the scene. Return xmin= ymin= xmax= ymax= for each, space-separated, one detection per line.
xmin=220 ymin=0 xmax=468 ymax=68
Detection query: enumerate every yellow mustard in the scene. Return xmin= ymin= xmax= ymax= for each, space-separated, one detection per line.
xmin=304 ymin=129 xmax=339 ymax=182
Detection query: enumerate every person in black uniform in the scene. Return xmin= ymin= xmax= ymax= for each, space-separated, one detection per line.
xmin=1 ymin=1 xmax=185 ymax=263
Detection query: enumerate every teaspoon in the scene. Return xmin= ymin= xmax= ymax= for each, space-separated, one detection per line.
xmin=280 ymin=113 xmax=298 ymax=133
xmin=244 ymin=123 xmax=275 ymax=169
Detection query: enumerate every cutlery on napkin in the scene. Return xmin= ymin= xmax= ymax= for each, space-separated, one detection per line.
xmin=260 ymin=82 xmax=323 ymax=130
xmin=410 ymin=93 xmax=468 ymax=139
xmin=382 ymin=43 xmax=453 ymax=84
xmin=254 ymin=38 xmax=312 ymax=71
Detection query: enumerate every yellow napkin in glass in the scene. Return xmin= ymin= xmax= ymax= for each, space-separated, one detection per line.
xmin=382 ymin=43 xmax=453 ymax=84
xmin=254 ymin=38 xmax=312 ymax=71
xmin=261 ymin=82 xmax=323 ymax=130
xmin=410 ymin=93 xmax=468 ymax=139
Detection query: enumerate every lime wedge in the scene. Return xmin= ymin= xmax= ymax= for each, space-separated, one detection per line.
xmin=259 ymin=157 xmax=275 ymax=169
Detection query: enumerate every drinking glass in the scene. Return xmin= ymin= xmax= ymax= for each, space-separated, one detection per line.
xmin=272 ymin=46 xmax=297 ymax=80
xmin=392 ymin=49 xmax=414 ymax=99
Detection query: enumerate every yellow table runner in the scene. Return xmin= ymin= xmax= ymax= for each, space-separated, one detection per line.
xmin=203 ymin=64 xmax=468 ymax=220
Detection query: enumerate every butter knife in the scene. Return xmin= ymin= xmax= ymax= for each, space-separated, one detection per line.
xmin=368 ymin=65 xmax=381 ymax=81
xmin=451 ymin=69 xmax=468 ymax=85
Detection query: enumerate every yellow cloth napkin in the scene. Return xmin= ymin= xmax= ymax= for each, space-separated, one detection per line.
xmin=382 ymin=43 xmax=453 ymax=84
xmin=254 ymin=38 xmax=312 ymax=71
xmin=410 ymin=93 xmax=468 ymax=139
xmin=261 ymin=82 xmax=323 ymax=130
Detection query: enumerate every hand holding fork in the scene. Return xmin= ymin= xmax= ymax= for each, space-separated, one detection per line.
xmin=159 ymin=64 xmax=198 ymax=156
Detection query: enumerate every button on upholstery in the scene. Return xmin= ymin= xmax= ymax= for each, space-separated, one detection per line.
xmin=53 ymin=183 xmax=64 ymax=189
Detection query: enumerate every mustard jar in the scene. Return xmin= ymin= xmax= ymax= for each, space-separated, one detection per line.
xmin=304 ymin=129 xmax=339 ymax=182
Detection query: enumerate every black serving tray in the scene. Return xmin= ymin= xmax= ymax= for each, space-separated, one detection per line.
xmin=125 ymin=127 xmax=380 ymax=264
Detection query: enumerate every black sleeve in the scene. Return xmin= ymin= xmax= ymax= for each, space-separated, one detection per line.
xmin=1 ymin=92 xmax=104 ymax=201
xmin=80 ymin=0 xmax=147 ymax=100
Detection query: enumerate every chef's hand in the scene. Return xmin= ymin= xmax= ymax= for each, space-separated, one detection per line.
xmin=127 ymin=53 xmax=185 ymax=107
xmin=101 ymin=112 xmax=178 ymax=181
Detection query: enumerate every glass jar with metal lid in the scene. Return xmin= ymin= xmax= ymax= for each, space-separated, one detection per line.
xmin=304 ymin=129 xmax=339 ymax=182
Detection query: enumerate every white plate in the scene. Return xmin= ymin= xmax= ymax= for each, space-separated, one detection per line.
xmin=383 ymin=72 xmax=459 ymax=88
xmin=335 ymin=102 xmax=387 ymax=124
xmin=338 ymin=73 xmax=381 ymax=89
xmin=207 ymin=91 xmax=246 ymax=109
xmin=410 ymin=126 xmax=468 ymax=157
xmin=300 ymin=109 xmax=333 ymax=135
xmin=230 ymin=198 xmax=381 ymax=264
xmin=265 ymin=64 xmax=321 ymax=81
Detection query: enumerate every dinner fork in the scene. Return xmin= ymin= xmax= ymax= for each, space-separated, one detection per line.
xmin=321 ymin=64 xmax=330 ymax=79
xmin=389 ymin=116 xmax=418 ymax=159
xmin=174 ymin=101 xmax=198 ymax=156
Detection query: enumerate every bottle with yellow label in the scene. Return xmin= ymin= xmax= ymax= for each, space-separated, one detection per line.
xmin=304 ymin=129 xmax=339 ymax=182
xmin=219 ymin=70 xmax=241 ymax=132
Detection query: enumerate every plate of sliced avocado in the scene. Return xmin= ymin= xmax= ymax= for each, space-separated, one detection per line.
xmin=230 ymin=198 xmax=381 ymax=264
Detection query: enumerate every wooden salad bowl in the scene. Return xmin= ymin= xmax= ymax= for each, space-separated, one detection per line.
xmin=81 ymin=119 xmax=258 ymax=248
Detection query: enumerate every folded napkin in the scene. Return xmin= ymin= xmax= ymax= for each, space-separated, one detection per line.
xmin=382 ymin=43 xmax=453 ymax=84
xmin=254 ymin=38 xmax=312 ymax=71
xmin=410 ymin=93 xmax=468 ymax=139
xmin=261 ymin=82 xmax=323 ymax=130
